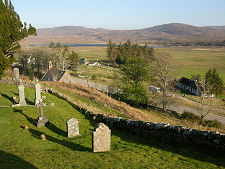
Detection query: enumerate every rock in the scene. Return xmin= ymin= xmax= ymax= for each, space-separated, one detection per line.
xmin=24 ymin=125 xmax=29 ymax=130
xmin=41 ymin=134 xmax=46 ymax=140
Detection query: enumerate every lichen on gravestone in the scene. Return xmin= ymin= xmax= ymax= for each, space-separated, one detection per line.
xmin=92 ymin=123 xmax=111 ymax=152
xmin=67 ymin=118 xmax=80 ymax=138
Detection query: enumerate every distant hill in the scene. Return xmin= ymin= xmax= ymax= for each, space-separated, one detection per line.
xmin=23 ymin=23 xmax=225 ymax=46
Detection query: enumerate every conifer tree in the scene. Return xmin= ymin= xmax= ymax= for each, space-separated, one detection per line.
xmin=205 ymin=68 xmax=224 ymax=97
xmin=0 ymin=0 xmax=36 ymax=78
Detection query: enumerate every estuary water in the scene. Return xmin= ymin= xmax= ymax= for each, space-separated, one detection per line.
xmin=29 ymin=43 xmax=166 ymax=48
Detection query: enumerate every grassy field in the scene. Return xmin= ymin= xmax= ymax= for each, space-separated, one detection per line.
xmin=1 ymin=83 xmax=225 ymax=168
xmin=70 ymin=46 xmax=225 ymax=81
xmin=157 ymin=48 xmax=225 ymax=81
xmin=70 ymin=46 xmax=108 ymax=60
xmin=76 ymin=64 xmax=122 ymax=87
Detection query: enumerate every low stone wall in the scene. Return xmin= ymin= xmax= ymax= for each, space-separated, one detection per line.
xmin=48 ymin=88 xmax=225 ymax=151
xmin=0 ymin=77 xmax=34 ymax=88
xmin=91 ymin=113 xmax=225 ymax=151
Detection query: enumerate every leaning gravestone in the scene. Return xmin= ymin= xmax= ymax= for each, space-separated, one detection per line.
xmin=92 ymin=123 xmax=111 ymax=152
xmin=18 ymin=82 xmax=26 ymax=106
xmin=35 ymin=100 xmax=49 ymax=127
xmin=35 ymin=83 xmax=41 ymax=105
xmin=13 ymin=68 xmax=19 ymax=80
xmin=67 ymin=118 xmax=80 ymax=138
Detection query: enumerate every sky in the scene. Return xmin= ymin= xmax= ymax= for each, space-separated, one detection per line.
xmin=12 ymin=0 xmax=225 ymax=30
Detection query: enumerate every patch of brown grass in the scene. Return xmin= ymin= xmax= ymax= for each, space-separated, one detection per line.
xmin=44 ymin=82 xmax=155 ymax=121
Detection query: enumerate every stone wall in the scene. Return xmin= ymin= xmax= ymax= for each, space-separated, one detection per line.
xmin=0 ymin=77 xmax=34 ymax=88
xmin=48 ymin=88 xmax=225 ymax=151
xmin=91 ymin=113 xmax=225 ymax=151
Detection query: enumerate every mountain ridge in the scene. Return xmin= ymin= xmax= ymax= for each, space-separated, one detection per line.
xmin=23 ymin=23 xmax=225 ymax=45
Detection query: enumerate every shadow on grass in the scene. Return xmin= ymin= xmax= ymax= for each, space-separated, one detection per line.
xmin=13 ymin=108 xmax=36 ymax=126
xmin=46 ymin=123 xmax=67 ymax=137
xmin=0 ymin=93 xmax=16 ymax=104
xmin=29 ymin=128 xmax=91 ymax=152
xmin=14 ymin=108 xmax=68 ymax=137
xmin=110 ymin=128 xmax=225 ymax=168
xmin=1 ymin=92 xmax=35 ymax=105
xmin=0 ymin=150 xmax=37 ymax=169
xmin=12 ymin=92 xmax=19 ymax=96
xmin=25 ymin=98 xmax=35 ymax=105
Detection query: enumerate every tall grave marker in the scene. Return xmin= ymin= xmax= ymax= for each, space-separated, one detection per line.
xmin=18 ymin=81 xmax=26 ymax=106
xmin=13 ymin=68 xmax=19 ymax=80
xmin=35 ymin=83 xmax=41 ymax=105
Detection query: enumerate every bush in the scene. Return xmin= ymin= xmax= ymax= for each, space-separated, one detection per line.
xmin=202 ymin=120 xmax=223 ymax=128
xmin=122 ymin=83 xmax=148 ymax=106
xmin=181 ymin=111 xmax=201 ymax=123
xmin=182 ymin=111 xmax=223 ymax=128
xmin=91 ymin=75 xmax=97 ymax=80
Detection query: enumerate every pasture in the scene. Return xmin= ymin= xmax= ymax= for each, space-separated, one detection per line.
xmin=71 ymin=46 xmax=225 ymax=81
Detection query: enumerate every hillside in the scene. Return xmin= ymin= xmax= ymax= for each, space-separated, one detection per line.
xmin=1 ymin=83 xmax=225 ymax=168
xmin=22 ymin=23 xmax=225 ymax=45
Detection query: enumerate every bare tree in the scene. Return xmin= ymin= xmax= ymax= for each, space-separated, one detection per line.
xmin=191 ymin=74 xmax=210 ymax=122
xmin=151 ymin=52 xmax=176 ymax=113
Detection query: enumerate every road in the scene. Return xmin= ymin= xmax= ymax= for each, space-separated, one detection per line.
xmin=168 ymin=104 xmax=225 ymax=125
xmin=168 ymin=95 xmax=225 ymax=125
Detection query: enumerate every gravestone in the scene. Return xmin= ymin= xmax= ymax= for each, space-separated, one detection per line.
xmin=12 ymin=96 xmax=17 ymax=104
xmin=67 ymin=118 xmax=80 ymax=138
xmin=92 ymin=123 xmax=111 ymax=152
xmin=13 ymin=68 xmax=19 ymax=79
xmin=18 ymin=83 xmax=26 ymax=106
xmin=35 ymin=83 xmax=41 ymax=105
xmin=35 ymin=100 xmax=49 ymax=127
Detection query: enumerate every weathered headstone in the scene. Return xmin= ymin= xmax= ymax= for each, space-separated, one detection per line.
xmin=18 ymin=83 xmax=26 ymax=106
xmin=13 ymin=68 xmax=19 ymax=79
xmin=35 ymin=83 xmax=41 ymax=105
xmin=67 ymin=118 xmax=80 ymax=138
xmin=35 ymin=100 xmax=49 ymax=127
xmin=92 ymin=123 xmax=111 ymax=152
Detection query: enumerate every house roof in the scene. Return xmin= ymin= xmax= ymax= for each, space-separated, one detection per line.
xmin=178 ymin=77 xmax=197 ymax=89
xmin=41 ymin=67 xmax=65 ymax=81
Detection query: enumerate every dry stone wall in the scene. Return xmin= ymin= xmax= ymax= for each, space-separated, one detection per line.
xmin=0 ymin=77 xmax=34 ymax=88
xmin=48 ymin=88 xmax=225 ymax=151
xmin=91 ymin=113 xmax=225 ymax=151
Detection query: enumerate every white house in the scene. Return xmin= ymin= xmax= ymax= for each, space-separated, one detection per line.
xmin=149 ymin=86 xmax=160 ymax=92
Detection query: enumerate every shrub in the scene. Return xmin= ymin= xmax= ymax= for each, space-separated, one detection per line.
xmin=91 ymin=75 xmax=97 ymax=80
xmin=181 ymin=111 xmax=201 ymax=123
xmin=202 ymin=120 xmax=223 ymax=128
xmin=182 ymin=111 xmax=223 ymax=128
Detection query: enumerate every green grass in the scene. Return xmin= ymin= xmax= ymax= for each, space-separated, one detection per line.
xmin=73 ymin=46 xmax=225 ymax=82
xmin=70 ymin=46 xmax=107 ymax=60
xmin=77 ymin=64 xmax=122 ymax=86
xmin=46 ymin=84 xmax=125 ymax=118
xmin=157 ymin=48 xmax=225 ymax=81
xmin=0 ymin=84 xmax=225 ymax=168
